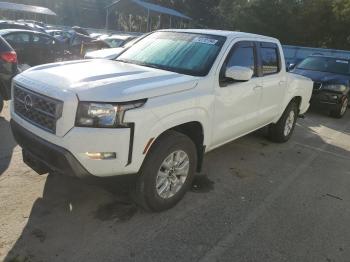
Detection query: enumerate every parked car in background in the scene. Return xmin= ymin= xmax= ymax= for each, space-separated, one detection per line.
xmin=20 ymin=22 xmax=46 ymax=33
xmin=72 ymin=26 xmax=90 ymax=36
xmin=90 ymin=33 xmax=104 ymax=39
xmin=85 ymin=36 xmax=142 ymax=59
xmin=291 ymin=55 xmax=350 ymax=118
xmin=17 ymin=20 xmax=47 ymax=29
xmin=0 ymin=29 xmax=65 ymax=67
xmin=10 ymin=30 xmax=313 ymax=211
xmin=283 ymin=45 xmax=350 ymax=69
xmin=100 ymin=35 xmax=137 ymax=48
xmin=0 ymin=21 xmax=34 ymax=31
xmin=46 ymin=29 xmax=73 ymax=43
xmin=67 ymin=32 xmax=110 ymax=58
xmin=0 ymin=36 xmax=18 ymax=113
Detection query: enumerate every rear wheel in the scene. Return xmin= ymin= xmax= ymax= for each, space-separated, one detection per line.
xmin=133 ymin=131 xmax=197 ymax=212
xmin=268 ymin=101 xmax=298 ymax=143
xmin=330 ymin=96 xmax=348 ymax=118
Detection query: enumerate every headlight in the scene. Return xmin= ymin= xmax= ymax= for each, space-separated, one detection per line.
xmin=323 ymin=84 xmax=347 ymax=92
xmin=76 ymin=100 xmax=146 ymax=128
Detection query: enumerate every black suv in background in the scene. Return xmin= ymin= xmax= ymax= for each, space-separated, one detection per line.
xmin=0 ymin=29 xmax=65 ymax=67
xmin=292 ymin=55 xmax=350 ymax=118
xmin=0 ymin=36 xmax=18 ymax=113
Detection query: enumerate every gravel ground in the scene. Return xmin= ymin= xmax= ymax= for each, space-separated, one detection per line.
xmin=1 ymin=101 xmax=350 ymax=262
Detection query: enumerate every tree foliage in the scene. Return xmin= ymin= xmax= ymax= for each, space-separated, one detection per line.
xmin=152 ymin=0 xmax=350 ymax=49
xmin=8 ymin=0 xmax=350 ymax=49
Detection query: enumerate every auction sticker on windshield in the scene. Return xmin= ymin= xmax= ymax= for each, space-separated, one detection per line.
xmin=193 ymin=37 xmax=218 ymax=45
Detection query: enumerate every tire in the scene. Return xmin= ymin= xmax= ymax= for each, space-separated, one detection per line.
xmin=268 ymin=101 xmax=298 ymax=143
xmin=133 ymin=130 xmax=197 ymax=212
xmin=330 ymin=96 xmax=348 ymax=119
xmin=0 ymin=93 xmax=4 ymax=114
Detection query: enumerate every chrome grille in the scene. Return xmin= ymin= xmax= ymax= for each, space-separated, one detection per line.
xmin=13 ymin=85 xmax=63 ymax=134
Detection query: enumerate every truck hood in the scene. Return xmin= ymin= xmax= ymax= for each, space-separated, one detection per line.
xmin=17 ymin=59 xmax=199 ymax=102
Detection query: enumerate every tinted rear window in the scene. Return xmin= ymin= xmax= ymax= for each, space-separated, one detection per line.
xmin=261 ymin=47 xmax=279 ymax=75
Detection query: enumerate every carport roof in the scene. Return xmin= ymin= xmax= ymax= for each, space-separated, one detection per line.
xmin=0 ymin=2 xmax=57 ymax=16
xmin=107 ymin=0 xmax=191 ymax=20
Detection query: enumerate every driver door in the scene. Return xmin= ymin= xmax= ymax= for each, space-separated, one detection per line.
xmin=212 ymin=41 xmax=263 ymax=146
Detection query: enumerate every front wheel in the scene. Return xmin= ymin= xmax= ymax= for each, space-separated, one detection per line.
xmin=268 ymin=101 xmax=298 ymax=143
xmin=133 ymin=131 xmax=197 ymax=212
xmin=330 ymin=96 xmax=348 ymax=118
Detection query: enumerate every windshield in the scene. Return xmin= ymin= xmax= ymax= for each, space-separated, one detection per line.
xmin=116 ymin=31 xmax=226 ymax=76
xmin=297 ymin=56 xmax=350 ymax=75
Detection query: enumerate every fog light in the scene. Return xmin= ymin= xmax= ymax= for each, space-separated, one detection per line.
xmin=86 ymin=152 xmax=117 ymax=160
xmin=332 ymin=95 xmax=338 ymax=100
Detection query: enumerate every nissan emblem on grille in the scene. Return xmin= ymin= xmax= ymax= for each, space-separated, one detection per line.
xmin=13 ymin=85 xmax=63 ymax=134
xmin=24 ymin=95 xmax=33 ymax=111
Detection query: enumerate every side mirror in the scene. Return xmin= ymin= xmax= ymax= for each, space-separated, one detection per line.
xmin=225 ymin=66 xmax=254 ymax=82
xmin=287 ymin=63 xmax=296 ymax=72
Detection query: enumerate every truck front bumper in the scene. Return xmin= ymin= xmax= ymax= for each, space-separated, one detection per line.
xmin=10 ymin=119 xmax=140 ymax=177
xmin=11 ymin=120 xmax=92 ymax=178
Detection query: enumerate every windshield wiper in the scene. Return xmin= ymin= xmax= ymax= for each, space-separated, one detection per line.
xmin=124 ymin=60 xmax=171 ymax=71
xmin=140 ymin=63 xmax=168 ymax=71
xmin=115 ymin=59 xmax=134 ymax=65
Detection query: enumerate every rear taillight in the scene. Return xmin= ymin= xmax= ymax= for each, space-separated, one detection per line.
xmin=0 ymin=51 xmax=17 ymax=63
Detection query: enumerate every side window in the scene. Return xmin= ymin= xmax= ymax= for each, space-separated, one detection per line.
xmin=33 ymin=35 xmax=54 ymax=45
xmin=260 ymin=44 xmax=280 ymax=75
xmin=220 ymin=42 xmax=256 ymax=86
xmin=4 ymin=33 xmax=30 ymax=45
xmin=227 ymin=45 xmax=256 ymax=72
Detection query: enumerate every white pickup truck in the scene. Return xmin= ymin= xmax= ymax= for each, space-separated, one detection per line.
xmin=10 ymin=29 xmax=313 ymax=211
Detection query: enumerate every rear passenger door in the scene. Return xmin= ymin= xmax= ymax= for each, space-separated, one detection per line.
xmin=257 ymin=42 xmax=287 ymax=125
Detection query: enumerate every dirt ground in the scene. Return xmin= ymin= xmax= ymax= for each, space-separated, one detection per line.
xmin=1 ymin=101 xmax=350 ymax=262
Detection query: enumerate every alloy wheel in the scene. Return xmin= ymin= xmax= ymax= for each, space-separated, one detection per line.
xmin=155 ymin=150 xmax=190 ymax=199
xmin=284 ymin=110 xmax=295 ymax=137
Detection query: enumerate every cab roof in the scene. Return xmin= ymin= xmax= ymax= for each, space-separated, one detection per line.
xmin=160 ymin=29 xmax=278 ymax=42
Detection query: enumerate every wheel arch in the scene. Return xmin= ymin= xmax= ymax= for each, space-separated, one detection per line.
xmin=292 ymin=96 xmax=302 ymax=113
xmin=145 ymin=120 xmax=206 ymax=172
xmin=273 ymin=95 xmax=303 ymax=123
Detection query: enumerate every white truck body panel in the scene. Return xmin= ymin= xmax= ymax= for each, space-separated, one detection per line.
xmin=10 ymin=29 xmax=313 ymax=177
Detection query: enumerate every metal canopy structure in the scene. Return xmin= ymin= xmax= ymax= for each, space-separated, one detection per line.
xmin=106 ymin=0 xmax=191 ymax=31
xmin=0 ymin=2 xmax=57 ymax=16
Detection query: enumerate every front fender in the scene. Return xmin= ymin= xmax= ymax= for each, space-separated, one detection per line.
xmin=123 ymin=99 xmax=211 ymax=174
xmin=148 ymin=107 xmax=210 ymax=147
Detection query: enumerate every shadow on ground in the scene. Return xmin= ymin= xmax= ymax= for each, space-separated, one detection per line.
xmin=0 ymin=116 xmax=16 ymax=177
